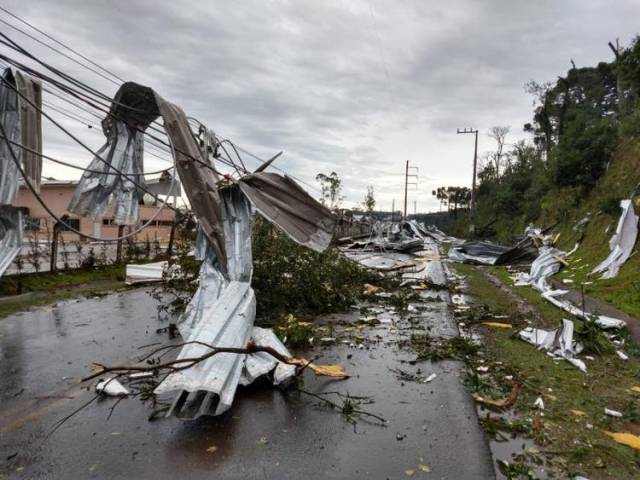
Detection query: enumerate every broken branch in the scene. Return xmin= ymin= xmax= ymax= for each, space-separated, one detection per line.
xmin=82 ymin=341 xmax=349 ymax=383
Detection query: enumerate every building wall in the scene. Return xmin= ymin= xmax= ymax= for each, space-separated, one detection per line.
xmin=15 ymin=183 xmax=175 ymax=242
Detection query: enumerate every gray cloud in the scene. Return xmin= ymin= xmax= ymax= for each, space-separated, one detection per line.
xmin=1 ymin=0 xmax=638 ymax=211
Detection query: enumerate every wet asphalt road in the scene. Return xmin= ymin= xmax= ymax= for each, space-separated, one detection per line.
xmin=0 ymin=282 xmax=494 ymax=479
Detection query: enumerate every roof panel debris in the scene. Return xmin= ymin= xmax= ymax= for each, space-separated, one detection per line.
xmin=125 ymin=261 xmax=167 ymax=285
xmin=63 ymin=81 xmax=338 ymax=417
xmin=0 ymin=67 xmax=42 ymax=278
xmin=0 ymin=205 xmax=22 ymax=277
xmin=591 ymin=197 xmax=639 ymax=279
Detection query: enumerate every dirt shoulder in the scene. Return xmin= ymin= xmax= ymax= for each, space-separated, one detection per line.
xmin=451 ymin=262 xmax=640 ymax=480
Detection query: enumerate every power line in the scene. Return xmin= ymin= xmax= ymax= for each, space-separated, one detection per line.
xmin=0 ymin=115 xmax=176 ymax=242
xmin=0 ymin=17 xmax=317 ymax=191
xmin=0 ymin=32 xmax=266 ymax=180
xmin=0 ymin=5 xmax=125 ymax=83
xmin=0 ymin=75 xmax=178 ymax=211
xmin=0 ymin=15 xmax=121 ymax=86
xmin=1 ymin=136 xmax=171 ymax=176
xmin=0 ymin=20 xmax=323 ymax=196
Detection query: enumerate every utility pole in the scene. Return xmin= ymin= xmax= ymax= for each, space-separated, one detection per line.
xmin=456 ymin=128 xmax=479 ymax=211
xmin=414 ymin=200 xmax=417 ymax=215
xmin=391 ymin=199 xmax=395 ymax=223
xmin=403 ymin=160 xmax=419 ymax=220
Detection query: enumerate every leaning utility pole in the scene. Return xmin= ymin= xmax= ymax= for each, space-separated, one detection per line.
xmin=403 ymin=160 xmax=419 ymax=219
xmin=456 ymin=128 xmax=478 ymax=211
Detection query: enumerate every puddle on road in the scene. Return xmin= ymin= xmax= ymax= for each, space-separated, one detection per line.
xmin=0 ymin=281 xmax=496 ymax=479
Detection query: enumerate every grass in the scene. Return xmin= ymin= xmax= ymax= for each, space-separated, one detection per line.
xmin=540 ymin=140 xmax=640 ymax=319
xmin=453 ymin=262 xmax=640 ymax=479
xmin=0 ymin=264 xmax=126 ymax=318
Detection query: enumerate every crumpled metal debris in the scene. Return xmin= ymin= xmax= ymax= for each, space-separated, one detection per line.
xmin=155 ymin=185 xmax=333 ymax=417
xmin=514 ymin=245 xmax=564 ymax=291
xmin=448 ymin=240 xmax=510 ymax=265
xmin=519 ymin=319 xmax=587 ymax=372
xmin=96 ymin=377 xmax=130 ymax=396
xmin=343 ymin=220 xmax=428 ymax=253
xmin=64 ymin=80 xmax=338 ymax=417
xmin=0 ymin=68 xmax=42 ymax=278
xmin=448 ymin=237 xmax=539 ymax=266
xmin=515 ymin=245 xmax=626 ymax=329
xmin=591 ymin=198 xmax=638 ymax=279
xmin=238 ymin=172 xmax=335 ymax=253
xmin=0 ymin=205 xmax=22 ymax=277
xmin=68 ymin=83 xmax=151 ymax=225
xmin=125 ymin=261 xmax=168 ymax=285
xmin=0 ymin=67 xmax=43 ymax=203
xmin=541 ymin=289 xmax=626 ymax=329
xmin=240 ymin=327 xmax=297 ymax=386
xmin=422 ymin=224 xmax=457 ymax=243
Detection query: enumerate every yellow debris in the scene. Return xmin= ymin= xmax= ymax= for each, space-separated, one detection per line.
xmin=631 ymin=386 xmax=640 ymax=394
xmin=309 ymin=364 xmax=349 ymax=377
xmin=418 ymin=464 xmax=431 ymax=472
xmin=604 ymin=431 xmax=640 ymax=450
xmin=481 ymin=322 xmax=512 ymax=329
xmin=405 ymin=469 xmax=416 ymax=476
xmin=571 ymin=409 xmax=586 ymax=416
xmin=288 ymin=359 xmax=350 ymax=378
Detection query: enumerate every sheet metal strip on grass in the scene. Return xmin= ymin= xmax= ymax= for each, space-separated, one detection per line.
xmin=591 ymin=198 xmax=639 ymax=279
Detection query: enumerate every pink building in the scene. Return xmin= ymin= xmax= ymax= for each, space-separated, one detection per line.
xmin=15 ymin=180 xmax=176 ymax=242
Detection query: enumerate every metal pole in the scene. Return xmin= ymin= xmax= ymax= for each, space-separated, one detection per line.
xmin=403 ymin=160 xmax=408 ymax=219
xmin=116 ymin=224 xmax=125 ymax=263
xmin=49 ymin=229 xmax=58 ymax=273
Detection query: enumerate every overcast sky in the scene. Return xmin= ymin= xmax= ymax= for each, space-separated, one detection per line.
xmin=1 ymin=0 xmax=638 ymax=212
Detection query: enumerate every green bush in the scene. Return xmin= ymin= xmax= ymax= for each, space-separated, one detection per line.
xmin=252 ymin=218 xmax=379 ymax=324
xmin=154 ymin=216 xmax=380 ymax=324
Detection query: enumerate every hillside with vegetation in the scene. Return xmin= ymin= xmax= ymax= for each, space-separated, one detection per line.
xmin=449 ymin=37 xmax=640 ymax=317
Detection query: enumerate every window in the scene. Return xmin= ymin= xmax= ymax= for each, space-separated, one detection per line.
xmin=60 ymin=218 xmax=80 ymax=231
xmin=24 ymin=217 xmax=40 ymax=231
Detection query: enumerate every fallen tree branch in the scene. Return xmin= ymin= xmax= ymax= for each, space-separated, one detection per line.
xmin=82 ymin=341 xmax=349 ymax=383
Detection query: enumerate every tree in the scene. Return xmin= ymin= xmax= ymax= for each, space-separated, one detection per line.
xmin=432 ymin=187 xmax=448 ymax=212
xmin=433 ymin=186 xmax=470 ymax=216
xmin=487 ymin=126 xmax=510 ymax=178
xmin=362 ymin=185 xmax=375 ymax=221
xmin=315 ymin=172 xmax=343 ymax=210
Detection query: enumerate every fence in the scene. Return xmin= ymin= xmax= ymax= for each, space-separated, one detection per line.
xmin=7 ymin=235 xmax=171 ymax=276
xmin=333 ymin=222 xmax=372 ymax=239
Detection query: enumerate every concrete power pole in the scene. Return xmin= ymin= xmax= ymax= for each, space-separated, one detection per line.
xmin=403 ymin=160 xmax=419 ymax=220
xmin=391 ymin=199 xmax=395 ymax=223
xmin=456 ymin=128 xmax=479 ymax=211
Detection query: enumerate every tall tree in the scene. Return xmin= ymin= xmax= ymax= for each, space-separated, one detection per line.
xmin=487 ymin=126 xmax=510 ymax=178
xmin=363 ymin=185 xmax=375 ymax=221
xmin=315 ymin=172 xmax=343 ymax=210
